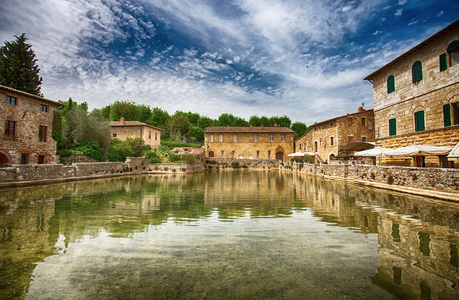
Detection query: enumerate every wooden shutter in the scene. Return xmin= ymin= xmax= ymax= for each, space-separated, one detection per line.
xmin=443 ymin=104 xmax=451 ymax=127
xmin=387 ymin=75 xmax=395 ymax=94
xmin=412 ymin=61 xmax=423 ymax=83
xmin=439 ymin=53 xmax=448 ymax=71
xmin=389 ymin=118 xmax=396 ymax=136
xmin=414 ymin=111 xmax=425 ymax=132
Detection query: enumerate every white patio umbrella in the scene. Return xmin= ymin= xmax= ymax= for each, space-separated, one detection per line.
xmin=288 ymin=151 xmax=315 ymax=157
xmin=354 ymin=147 xmax=392 ymax=157
xmin=385 ymin=145 xmax=452 ymax=156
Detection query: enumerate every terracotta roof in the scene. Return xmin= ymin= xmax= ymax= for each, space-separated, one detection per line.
xmin=364 ymin=19 xmax=459 ymax=81
xmin=109 ymin=120 xmax=162 ymax=131
xmin=205 ymin=126 xmax=294 ymax=133
xmin=0 ymin=85 xmax=62 ymax=106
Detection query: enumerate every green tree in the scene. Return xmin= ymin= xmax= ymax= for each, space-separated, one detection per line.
xmin=197 ymin=116 xmax=216 ymax=130
xmin=168 ymin=115 xmax=191 ymax=140
xmin=190 ymin=126 xmax=204 ymax=143
xmin=291 ymin=122 xmax=308 ymax=139
xmin=0 ymin=33 xmax=43 ymax=95
xmin=138 ymin=104 xmax=152 ymax=124
xmin=109 ymin=100 xmax=140 ymax=121
xmin=150 ymin=107 xmax=171 ymax=129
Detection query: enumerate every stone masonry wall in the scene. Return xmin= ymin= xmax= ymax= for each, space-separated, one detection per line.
xmin=0 ymin=88 xmax=60 ymax=164
xmin=0 ymin=157 xmax=205 ymax=185
xmin=205 ymin=158 xmax=279 ymax=170
xmin=282 ymin=163 xmax=459 ymax=192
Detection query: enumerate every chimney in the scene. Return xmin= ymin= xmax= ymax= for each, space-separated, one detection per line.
xmin=226 ymin=124 xmax=230 ymax=131
xmin=120 ymin=117 xmax=125 ymax=125
xmin=261 ymin=125 xmax=264 ymax=130
xmin=358 ymin=106 xmax=366 ymax=113
xmin=250 ymin=124 xmax=253 ymax=127
xmin=274 ymin=124 xmax=277 ymax=127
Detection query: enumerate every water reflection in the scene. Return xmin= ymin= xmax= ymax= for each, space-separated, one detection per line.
xmin=0 ymin=171 xmax=458 ymax=299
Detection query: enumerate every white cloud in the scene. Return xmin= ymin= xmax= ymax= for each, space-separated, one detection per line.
xmin=395 ymin=8 xmax=403 ymax=16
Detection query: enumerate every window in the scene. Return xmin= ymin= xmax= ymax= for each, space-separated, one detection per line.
xmin=361 ymin=136 xmax=367 ymax=142
xmin=149 ymin=131 xmax=151 ymax=139
xmin=233 ymin=134 xmax=237 ymax=142
xmin=389 ymin=118 xmax=397 ymax=136
xmin=6 ymin=95 xmax=17 ymax=105
xmin=281 ymin=135 xmax=285 ymax=141
xmin=257 ymin=151 xmax=260 ymax=158
xmin=270 ymin=135 xmax=273 ymax=142
xmin=443 ymin=104 xmax=451 ymax=127
xmin=387 ymin=75 xmax=395 ymax=93
xmin=38 ymin=155 xmax=45 ymax=164
xmin=268 ymin=150 xmax=271 ymax=158
xmin=361 ymin=117 xmax=366 ymax=127
xmin=232 ymin=151 xmax=235 ymax=158
xmin=220 ymin=150 xmax=224 ymax=158
xmin=414 ymin=110 xmax=425 ymax=132
xmin=330 ymin=136 xmax=334 ymax=146
xmin=219 ymin=135 xmax=223 ymax=142
xmin=21 ymin=153 xmax=29 ymax=164
xmin=39 ymin=125 xmax=47 ymax=142
xmin=348 ymin=136 xmax=354 ymax=144
xmin=40 ymin=104 xmax=48 ymax=112
xmin=299 ymin=144 xmax=302 ymax=150
xmin=440 ymin=53 xmax=448 ymax=71
xmin=453 ymin=102 xmax=459 ymax=125
xmin=412 ymin=61 xmax=423 ymax=83
xmin=4 ymin=120 xmax=16 ymax=136
xmin=155 ymin=132 xmax=158 ymax=140
xmin=254 ymin=135 xmax=258 ymax=142
xmin=113 ymin=132 xmax=117 ymax=137
xmin=209 ymin=134 xmax=213 ymax=142
xmin=447 ymin=40 xmax=459 ymax=67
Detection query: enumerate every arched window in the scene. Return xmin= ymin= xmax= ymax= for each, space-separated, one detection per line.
xmin=447 ymin=40 xmax=459 ymax=67
xmin=412 ymin=61 xmax=423 ymax=83
xmin=387 ymin=75 xmax=395 ymax=94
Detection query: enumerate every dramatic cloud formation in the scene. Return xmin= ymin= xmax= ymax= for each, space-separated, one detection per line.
xmin=0 ymin=0 xmax=457 ymax=124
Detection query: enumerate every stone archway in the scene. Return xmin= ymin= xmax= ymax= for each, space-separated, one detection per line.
xmin=0 ymin=152 xmax=9 ymax=167
xmin=208 ymin=151 xmax=214 ymax=157
xmin=274 ymin=145 xmax=285 ymax=163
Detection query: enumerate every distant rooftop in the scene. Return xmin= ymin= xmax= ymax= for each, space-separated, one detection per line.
xmin=109 ymin=117 xmax=162 ymax=131
xmin=205 ymin=125 xmax=294 ymax=133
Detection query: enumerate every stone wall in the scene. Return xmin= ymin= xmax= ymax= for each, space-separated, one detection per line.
xmin=282 ymin=163 xmax=459 ymax=192
xmin=0 ymin=157 xmax=205 ymax=186
xmin=205 ymin=158 xmax=279 ymax=170
xmin=0 ymin=86 xmax=60 ymax=165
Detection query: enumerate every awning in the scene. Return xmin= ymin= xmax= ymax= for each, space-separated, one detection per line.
xmin=447 ymin=142 xmax=459 ymax=161
xmin=354 ymin=147 xmax=392 ymax=157
xmin=385 ymin=145 xmax=452 ymax=156
xmin=288 ymin=152 xmax=314 ymax=157
xmin=338 ymin=142 xmax=375 ymax=152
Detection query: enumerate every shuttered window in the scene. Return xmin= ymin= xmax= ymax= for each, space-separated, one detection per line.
xmin=447 ymin=40 xmax=459 ymax=67
xmin=412 ymin=61 xmax=423 ymax=83
xmin=443 ymin=104 xmax=451 ymax=127
xmin=414 ymin=111 xmax=425 ymax=132
xmin=389 ymin=118 xmax=396 ymax=136
xmin=439 ymin=53 xmax=448 ymax=71
xmin=387 ymin=75 xmax=395 ymax=94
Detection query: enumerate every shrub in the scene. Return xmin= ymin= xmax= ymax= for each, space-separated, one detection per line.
xmin=231 ymin=161 xmax=240 ymax=169
xmin=144 ymin=150 xmax=162 ymax=163
xmin=59 ymin=149 xmax=74 ymax=158
xmin=182 ymin=153 xmax=197 ymax=165
xmin=107 ymin=139 xmax=133 ymax=162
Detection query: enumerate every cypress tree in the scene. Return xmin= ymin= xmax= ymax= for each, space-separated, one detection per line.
xmin=0 ymin=33 xmax=43 ymax=95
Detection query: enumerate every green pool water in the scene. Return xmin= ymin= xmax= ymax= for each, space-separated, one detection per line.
xmin=0 ymin=170 xmax=458 ymax=299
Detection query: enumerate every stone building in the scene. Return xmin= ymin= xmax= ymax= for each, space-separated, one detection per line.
xmin=109 ymin=117 xmax=162 ymax=148
xmin=0 ymin=85 xmax=61 ymax=165
xmin=204 ymin=125 xmax=294 ymax=162
xmin=295 ymin=108 xmax=375 ymax=163
xmin=364 ymin=19 xmax=459 ymax=167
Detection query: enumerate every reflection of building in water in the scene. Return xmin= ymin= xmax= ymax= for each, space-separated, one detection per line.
xmin=203 ymin=170 xmax=298 ymax=218
xmin=372 ymin=212 xmax=459 ymax=298
xmin=0 ymin=197 xmax=58 ymax=299
xmin=294 ymin=175 xmax=379 ymax=233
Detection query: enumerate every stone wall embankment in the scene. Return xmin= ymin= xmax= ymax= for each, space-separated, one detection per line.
xmin=0 ymin=157 xmax=205 ymax=187
xmin=282 ymin=163 xmax=459 ymax=194
xmin=205 ymin=158 xmax=279 ymax=170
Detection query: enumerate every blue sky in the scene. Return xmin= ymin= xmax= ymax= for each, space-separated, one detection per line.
xmin=0 ymin=0 xmax=458 ymax=125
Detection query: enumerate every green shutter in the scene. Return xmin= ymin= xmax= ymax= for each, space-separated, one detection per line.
xmin=443 ymin=104 xmax=451 ymax=127
xmin=389 ymin=118 xmax=396 ymax=136
xmin=412 ymin=61 xmax=423 ymax=83
xmin=439 ymin=53 xmax=448 ymax=71
xmin=387 ymin=75 xmax=395 ymax=94
xmin=414 ymin=111 xmax=425 ymax=132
